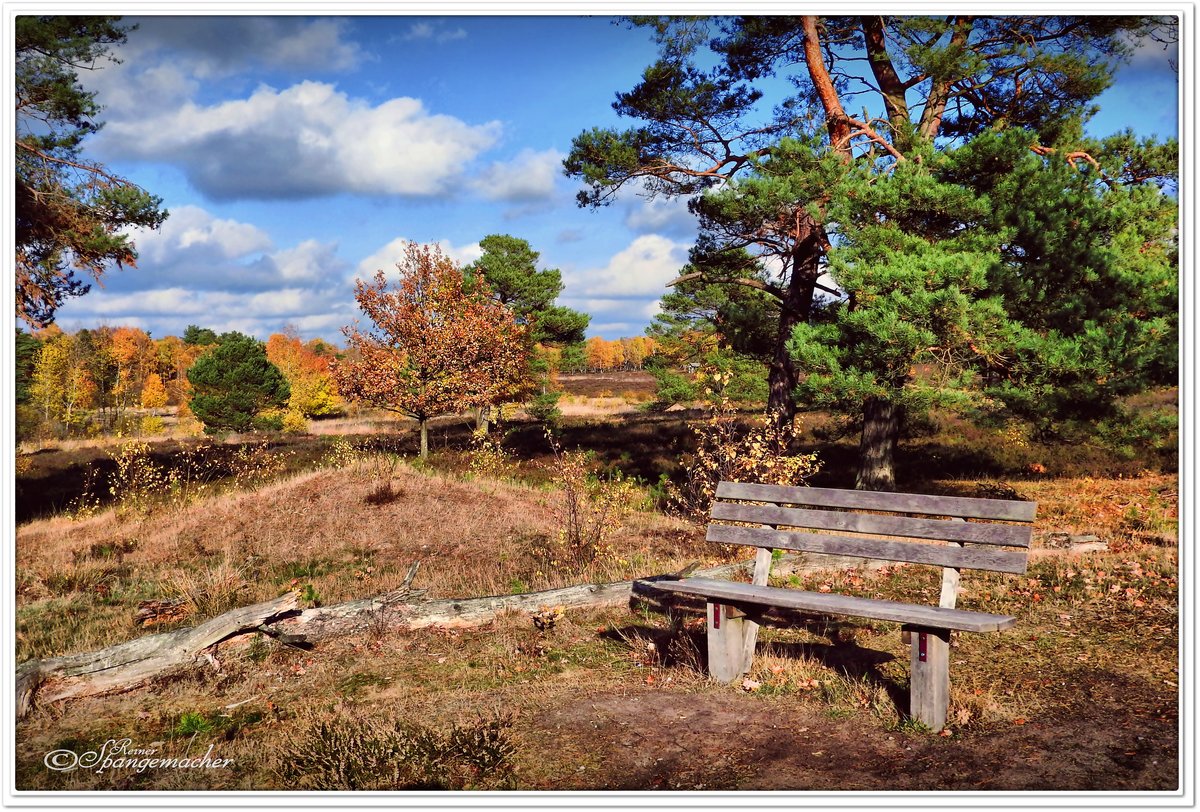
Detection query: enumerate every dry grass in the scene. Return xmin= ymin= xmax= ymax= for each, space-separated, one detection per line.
xmin=12 ymin=412 xmax=1179 ymax=791
xmin=557 ymin=396 xmax=643 ymax=416
xmin=15 ymin=458 xmax=707 ymax=662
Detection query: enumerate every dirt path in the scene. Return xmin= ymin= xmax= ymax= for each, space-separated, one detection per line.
xmin=523 ymin=684 xmax=1177 ymax=791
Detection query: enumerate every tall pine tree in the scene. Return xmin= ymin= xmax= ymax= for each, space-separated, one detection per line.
xmin=16 ymin=16 xmax=167 ymax=327
xmin=566 ymin=15 xmax=1176 ymax=488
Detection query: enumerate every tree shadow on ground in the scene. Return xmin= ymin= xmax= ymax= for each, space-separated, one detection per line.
xmin=610 ymin=599 xmax=910 ymax=722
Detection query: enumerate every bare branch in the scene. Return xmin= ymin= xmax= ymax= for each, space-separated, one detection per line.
xmin=668 ymin=272 xmax=786 ymax=302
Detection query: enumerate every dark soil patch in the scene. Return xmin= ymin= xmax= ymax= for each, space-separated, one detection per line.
xmin=525 ymin=680 xmax=1177 ymax=791
xmin=558 ymin=371 xmax=657 ymax=397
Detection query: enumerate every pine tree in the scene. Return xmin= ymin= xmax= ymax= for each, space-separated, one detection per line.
xmin=464 ymin=234 xmax=589 ymax=428
xmin=186 ymin=333 xmax=290 ymax=433
xmin=567 ymin=15 xmax=1176 ymax=488
xmin=16 ymin=16 xmax=167 ymax=327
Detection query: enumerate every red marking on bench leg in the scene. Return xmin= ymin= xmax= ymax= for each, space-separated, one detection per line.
xmin=909 ymin=627 xmax=950 ymax=731
xmin=713 ymin=603 xmax=721 ymax=629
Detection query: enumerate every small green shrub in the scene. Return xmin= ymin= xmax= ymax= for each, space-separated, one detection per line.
xmin=300 ymin=583 xmax=322 ymax=607
xmin=1096 ymin=407 xmax=1178 ymax=464
xmin=246 ymin=633 xmax=270 ymax=663
xmin=174 ymin=711 xmax=215 ymax=737
xmin=525 ymin=389 xmax=563 ymax=425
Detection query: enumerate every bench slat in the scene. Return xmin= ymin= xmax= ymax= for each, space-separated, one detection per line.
xmin=715 ymin=482 xmax=1037 ymax=523
xmin=706 ymin=524 xmax=1029 ymax=574
xmin=644 ymin=577 xmax=1018 ymax=632
xmin=710 ymin=502 xmax=1032 ymax=548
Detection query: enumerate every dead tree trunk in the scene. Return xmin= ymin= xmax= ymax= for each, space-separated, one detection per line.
xmin=16 ymin=592 xmax=302 ymax=719
xmin=15 ymin=553 xmax=874 ymax=718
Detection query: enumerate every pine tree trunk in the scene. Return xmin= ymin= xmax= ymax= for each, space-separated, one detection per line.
xmin=768 ymin=313 xmax=801 ymax=430
xmin=419 ymin=419 xmax=429 ymax=459
xmin=856 ymin=397 xmax=900 ymax=491
xmin=767 ymin=215 xmax=825 ymax=432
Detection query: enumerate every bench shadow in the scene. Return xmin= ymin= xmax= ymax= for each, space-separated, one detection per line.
xmin=627 ymin=592 xmax=911 ymax=720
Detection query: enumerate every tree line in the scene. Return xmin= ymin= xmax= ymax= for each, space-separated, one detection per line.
xmin=15 ymin=232 xmax=663 ymax=447
xmin=16 ymin=324 xmax=342 ymax=439
xmin=15 ymin=15 xmax=1180 ymax=489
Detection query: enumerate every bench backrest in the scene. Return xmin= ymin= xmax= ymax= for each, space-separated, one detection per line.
xmin=709 ymin=481 xmax=1036 ymax=608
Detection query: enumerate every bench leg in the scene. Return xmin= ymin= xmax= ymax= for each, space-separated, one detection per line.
xmin=706 ymin=602 xmax=754 ymax=683
xmin=907 ymin=626 xmax=950 ymax=731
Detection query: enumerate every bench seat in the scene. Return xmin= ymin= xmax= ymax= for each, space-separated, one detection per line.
xmin=648 ymin=577 xmax=1018 ymax=633
xmin=632 ymin=480 xmax=1036 ymax=731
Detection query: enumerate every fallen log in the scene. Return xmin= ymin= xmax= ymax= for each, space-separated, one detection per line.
xmin=16 ymin=551 xmax=873 ymax=718
xmin=17 ymin=591 xmax=301 ymax=719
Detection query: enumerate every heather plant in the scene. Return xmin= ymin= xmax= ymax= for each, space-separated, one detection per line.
xmin=669 ymin=371 xmax=820 ymax=523
xmin=275 ymin=710 xmax=516 ymax=790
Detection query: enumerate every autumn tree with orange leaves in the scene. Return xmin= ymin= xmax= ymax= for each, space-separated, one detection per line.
xmin=266 ymin=330 xmax=342 ymax=420
xmin=333 ymin=243 xmax=531 ymax=458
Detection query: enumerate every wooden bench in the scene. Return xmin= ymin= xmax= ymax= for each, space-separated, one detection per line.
xmin=638 ymin=481 xmax=1037 ymax=731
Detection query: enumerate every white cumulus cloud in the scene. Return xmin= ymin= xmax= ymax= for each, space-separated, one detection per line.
xmin=472 ymin=148 xmax=564 ymax=202
xmin=84 ymin=18 xmax=363 ymax=119
xmin=564 ymin=234 xmax=690 ymax=299
xmin=103 ymin=81 xmax=502 ymax=201
xmin=130 ymin=205 xmax=274 ymax=265
xmin=355 ymin=237 xmax=485 ymax=283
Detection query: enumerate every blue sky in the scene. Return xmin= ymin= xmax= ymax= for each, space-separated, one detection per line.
xmin=46 ymin=14 xmax=1180 ymax=343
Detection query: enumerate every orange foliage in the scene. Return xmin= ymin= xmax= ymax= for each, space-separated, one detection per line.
xmin=333 ymin=243 xmax=532 ymax=428
xmin=109 ymin=326 xmax=156 ymax=407
xmin=584 ymin=335 xmax=658 ymax=371
xmin=140 ymin=372 xmax=169 ymax=409
xmin=265 ymin=329 xmax=341 ymax=417
xmin=154 ymin=336 xmax=205 ymax=405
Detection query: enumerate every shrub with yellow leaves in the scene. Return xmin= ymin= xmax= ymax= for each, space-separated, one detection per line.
xmin=540 ymin=431 xmax=637 ymax=575
xmin=669 ymin=371 xmax=820 ymax=524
